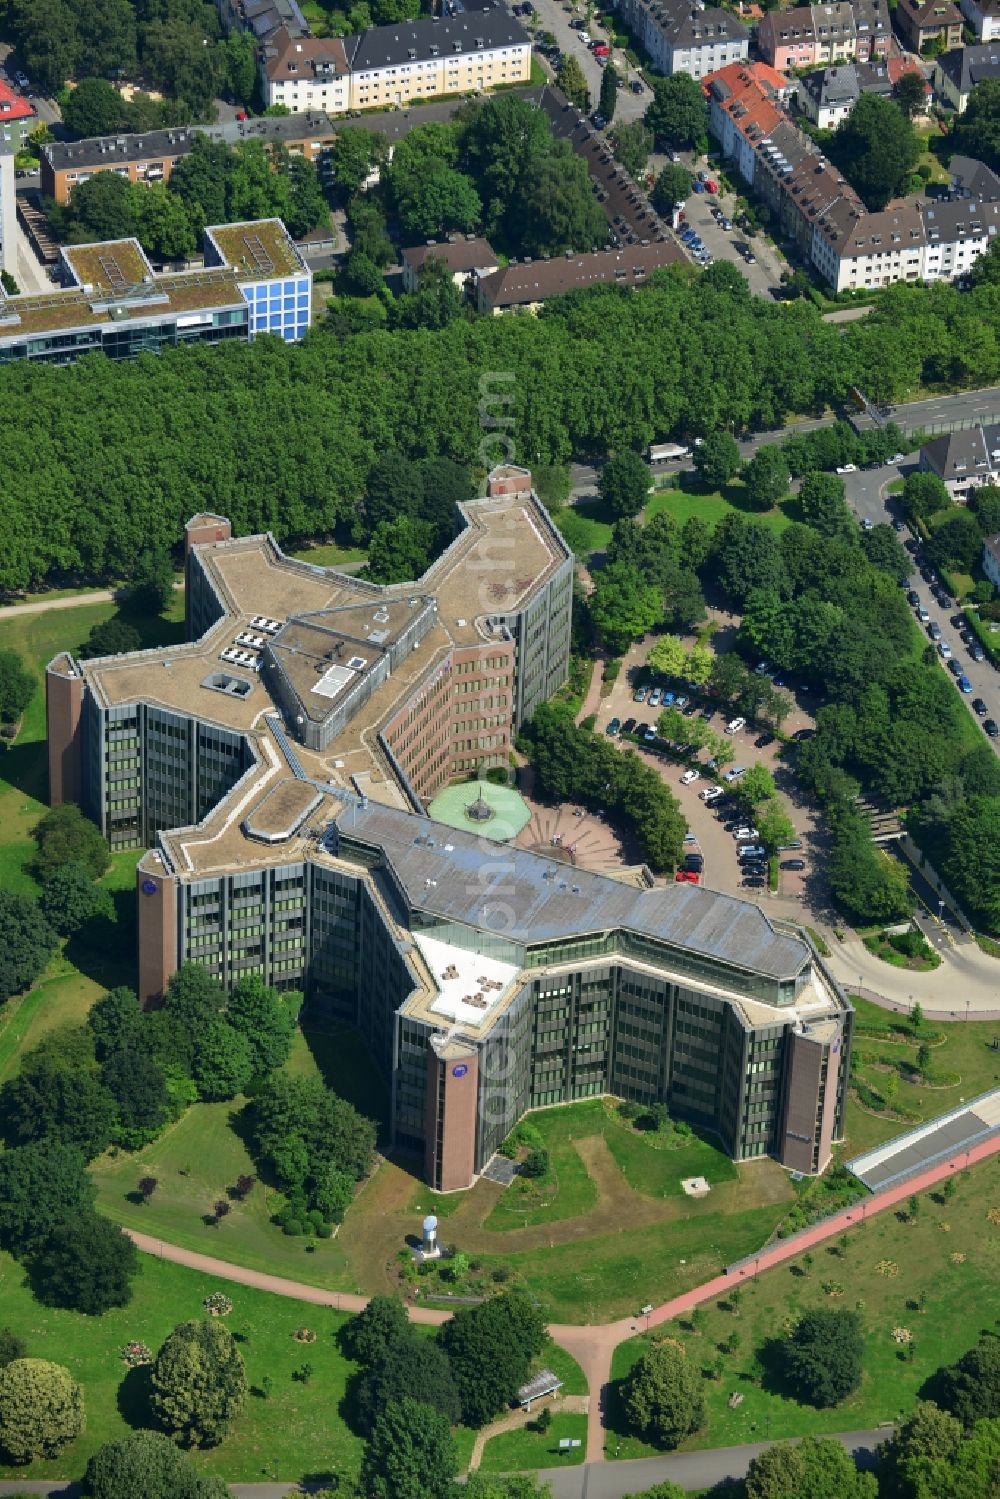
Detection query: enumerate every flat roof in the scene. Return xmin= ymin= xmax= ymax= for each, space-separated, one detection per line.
xmin=61 ymin=239 xmax=155 ymax=291
xmin=414 ymin=932 xmax=520 ymax=1027
xmin=207 ymin=219 xmax=305 ymax=280
xmin=0 ymin=267 xmax=245 ymax=340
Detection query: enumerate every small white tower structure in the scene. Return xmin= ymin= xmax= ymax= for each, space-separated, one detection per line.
xmin=422 ymin=1214 xmax=439 ymax=1257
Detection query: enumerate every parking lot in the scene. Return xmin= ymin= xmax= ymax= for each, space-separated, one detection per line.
xmin=843 ymin=462 xmax=1000 ymax=754
xmin=676 ymin=181 xmax=785 ymax=296
xmin=590 ymin=632 xmax=821 ymax=906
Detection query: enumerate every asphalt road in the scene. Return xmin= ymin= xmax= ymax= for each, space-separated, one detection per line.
xmin=528 ymin=0 xmax=647 ymax=125
xmin=842 ymin=462 xmax=1000 ymax=754
xmin=678 ymin=185 xmax=783 ymax=296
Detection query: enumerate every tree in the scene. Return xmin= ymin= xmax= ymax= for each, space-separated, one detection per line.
xmin=330 ymin=128 xmax=389 ymax=196
xmin=894 ymin=70 xmax=927 ymax=121
xmin=926 ymin=510 xmax=984 ymax=572
xmin=935 ymin=795 xmax=1000 ymax=935
xmin=783 ymin=1307 xmax=864 ymax=1408
xmin=32 ymin=802 xmax=110 ymax=883
xmin=952 ymin=76 xmax=1000 ymax=171
xmin=363 ymin=450 xmax=425 ymax=534
xmin=360 ymin=1395 xmax=457 ymax=1499
xmin=651 ymin=163 xmax=693 ymax=215
xmin=713 ymin=514 xmax=788 ymax=602
xmin=342 ymin=1295 xmax=410 ymax=1366
xmin=600 ymin=62 xmax=619 ymax=126
xmin=938 ymin=1332 xmax=1000 ymax=1426
xmin=736 ymin=763 xmax=777 ymax=806
xmin=102 ymin=1048 xmax=171 ymax=1146
xmin=0 ymin=650 xmax=34 ymax=725
xmin=38 ymin=862 xmax=114 ymax=938
xmin=63 ymin=77 xmax=128 ymax=139
xmin=648 ymin=634 xmax=689 ymax=680
xmin=12 ymin=0 xmax=81 ymax=95
xmin=78 ymin=617 xmax=142 ymax=661
xmin=31 ymin=1212 xmax=138 ymax=1315
xmin=600 ymin=451 xmax=651 ymax=519
xmin=0 ymin=1055 xmax=117 ymax=1160
xmin=390 ymin=158 xmax=481 ymax=242
xmin=968 ymin=483 xmax=1000 ymax=536
xmin=0 ymin=1359 xmax=84 ymax=1463
xmin=88 ymin=986 xmax=144 ymax=1061
xmin=130 ymin=548 xmax=175 ymax=614
xmin=463 ymin=1478 xmax=555 ymax=1499
xmin=862 ymin=524 xmax=910 ymax=583
xmin=0 ymin=891 xmax=57 ymax=1004
xmin=742 ymin=446 xmax=790 ymax=512
xmin=747 ymin=1435 xmax=877 ymax=1499
xmin=84 ymin=1430 xmax=230 ymax=1499
xmin=150 ymin=1320 xmax=247 ymax=1448
xmin=798 ymin=471 xmax=855 ymax=540
xmin=757 ymin=799 xmax=796 ymax=851
xmin=0 ymin=1330 xmax=27 ymax=1370
xmin=557 ymin=55 xmax=590 ymax=111
xmin=613 ymin=122 xmax=654 ymax=179
xmin=438 ymin=1292 xmax=546 ymax=1427
xmin=621 ymin=1341 xmax=705 ymax=1447
xmin=396 ymin=256 xmax=463 ymax=332
xmin=589 ymin=563 xmax=662 ymax=654
xmin=532 ymin=463 xmax=571 ymax=511
xmin=53 ymin=171 xmax=137 ymax=245
xmin=366 ymin=516 xmax=433 ymax=585
xmin=354 ymin=1330 xmax=462 ymax=1434
xmin=511 ymin=147 xmax=607 ymax=256
xmin=831 ymin=95 xmax=920 ymax=210
xmin=0 ymin=1141 xmax=96 ymax=1256
xmin=902 ymin=470 xmax=951 ymax=522
xmin=225 ymin=976 xmax=296 ymax=1078
xmin=878 ymin=1399 xmax=961 ymax=1499
xmin=285 ymin=155 xmax=330 ymax=240
xmin=191 ymin=1020 xmax=255 ymax=1101
xmin=693 ymin=431 xmax=740 ymax=490
xmin=827 ymin=806 xmax=913 ymax=924
xmin=645 ymin=74 xmax=708 ymax=150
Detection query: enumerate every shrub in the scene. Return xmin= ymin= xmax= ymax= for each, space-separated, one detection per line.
xmin=0 ymin=1358 xmax=84 ymax=1462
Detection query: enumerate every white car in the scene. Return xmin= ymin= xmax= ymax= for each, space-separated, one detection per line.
xmin=938 ymin=640 xmax=952 ymax=659
xmin=680 ymin=768 xmax=700 ymax=785
xmin=835 ymin=464 xmax=857 ymax=474
xmin=579 ymin=30 xmax=591 ymax=42
xmin=733 ymin=826 xmax=760 ymax=842
xmin=723 ymin=765 xmax=747 ymax=783
xmin=725 ymin=717 xmax=746 ymax=734
xmin=891 ymin=452 xmax=905 ymax=463
xmin=700 ymin=785 xmax=723 ymax=803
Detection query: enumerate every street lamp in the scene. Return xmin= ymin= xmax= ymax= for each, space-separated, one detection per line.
xmin=938 ymin=899 xmax=945 ymax=922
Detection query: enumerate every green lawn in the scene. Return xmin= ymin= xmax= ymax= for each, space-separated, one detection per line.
xmin=286 ymin=540 xmax=366 ymax=569
xmin=479 ymin=1413 xmax=588 ymax=1471
xmin=645 ymin=484 xmax=791 ymax=535
xmin=602 ymin=1125 xmax=738 ymax=1199
xmin=550 ymin=498 xmax=616 ymax=556
xmin=843 ymin=998 xmax=1000 ymax=1157
xmin=0 ymin=1252 xmax=365 ymax=1486
xmin=542 ymin=1341 xmax=589 ymax=1397
xmin=604 ymin=1155 xmax=1000 ymax=1458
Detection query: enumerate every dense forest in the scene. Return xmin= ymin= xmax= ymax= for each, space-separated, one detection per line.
xmin=1 ymin=270 xmax=999 ymax=593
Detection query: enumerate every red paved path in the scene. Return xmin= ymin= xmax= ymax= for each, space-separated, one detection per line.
xmin=126 ymin=1130 xmax=1000 ymax=1465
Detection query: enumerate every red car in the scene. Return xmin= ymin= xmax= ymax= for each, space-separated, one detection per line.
xmin=592 ymin=42 xmax=611 ymax=55
xmin=674 ymin=870 xmax=700 ymax=884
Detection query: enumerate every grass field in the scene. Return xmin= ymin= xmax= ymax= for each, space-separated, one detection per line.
xmin=549 ymin=481 xmax=790 ymax=561
xmin=0 ymin=1252 xmax=366 ymax=1486
xmin=604 ymin=1154 xmax=1000 ymax=1458
xmin=842 ymin=997 xmax=1000 ymax=1157
xmin=287 ymin=540 xmax=366 ymax=569
xmin=479 ymin=1413 xmax=588 ymax=1471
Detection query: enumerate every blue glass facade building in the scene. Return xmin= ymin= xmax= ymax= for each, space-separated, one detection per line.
xmin=204 ymin=219 xmax=312 ymax=342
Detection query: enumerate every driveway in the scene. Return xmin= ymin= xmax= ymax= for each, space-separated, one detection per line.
xmin=677 ymin=180 xmax=784 ymax=296
xmin=843 ymin=464 xmax=1000 ymax=755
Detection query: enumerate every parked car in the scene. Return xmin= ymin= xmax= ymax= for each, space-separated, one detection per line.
xmin=606 ymin=717 xmax=621 ymax=736
xmin=958 ymin=674 xmax=973 ymax=693
xmin=928 ymin=621 xmax=942 ymax=641
xmin=725 ymin=717 xmax=746 ymax=734
xmin=985 ymin=719 xmax=999 ymax=737
xmin=754 ymin=732 xmax=775 ymax=749
xmin=683 ymin=852 xmax=704 ymax=873
xmin=722 ymin=765 xmax=747 ymax=783
xmin=780 ymin=858 xmax=806 ymax=871
xmin=680 ymin=768 xmax=700 ymax=784
xmin=14 ymin=71 xmax=29 ymax=90
xmin=674 ymin=694 xmax=689 ymax=710
xmin=633 ymin=685 xmax=648 ymax=703
xmin=938 ymin=640 xmax=953 ymax=659
xmin=738 ymin=843 xmax=767 ymax=860
xmin=947 ymin=659 xmax=963 ymax=677
xmin=648 ymin=687 xmax=663 ymax=707
xmin=643 ymin=725 xmax=657 ymax=743
xmin=700 ymin=785 xmax=723 ymax=802
xmin=733 ymin=826 xmax=759 ymax=842
xmin=622 ymin=717 xmax=637 ymax=733
xmin=835 ymin=464 xmax=857 ymax=474
xmin=971 ymin=644 xmax=986 ymax=663
xmin=675 ymin=869 xmax=699 ymax=883
xmin=972 ymin=697 xmax=988 ymax=716
xmin=777 ymin=839 xmax=803 ymax=851
xmin=630 ymin=78 xmax=643 ymax=93
xmin=791 ymin=728 xmax=815 ymax=741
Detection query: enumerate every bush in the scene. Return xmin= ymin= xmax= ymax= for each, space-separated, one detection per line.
xmin=0 ymin=1358 xmax=85 ymax=1462
xmin=783 ymin=1307 xmax=864 ymax=1407
xmin=520 ymin=1149 xmax=549 ymax=1179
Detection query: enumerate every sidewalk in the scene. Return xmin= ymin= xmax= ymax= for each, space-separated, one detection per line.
xmin=825 ymin=930 xmax=1000 ymax=1018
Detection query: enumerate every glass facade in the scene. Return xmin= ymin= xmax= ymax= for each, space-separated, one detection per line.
xmin=242 ymin=276 xmax=311 ymax=342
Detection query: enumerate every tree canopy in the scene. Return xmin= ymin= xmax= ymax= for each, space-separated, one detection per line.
xmin=84 ymin=1429 xmax=230 ymax=1499
xmin=831 ymin=94 xmax=921 ymax=210
xmin=150 ymin=1320 xmax=247 ymax=1447
xmin=30 ymin=1212 xmax=139 ymax=1315
xmin=783 ymin=1307 xmax=865 ymax=1408
xmin=0 ymin=1358 xmax=85 ymax=1463
xmin=621 ymin=1342 xmax=705 ymax=1448
xmin=438 ymin=1292 xmax=546 ymax=1427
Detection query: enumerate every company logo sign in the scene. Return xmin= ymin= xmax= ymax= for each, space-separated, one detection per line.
xmin=452 ymin=1064 xmax=469 ymax=1078
xmin=141 ymin=880 xmax=158 ymax=895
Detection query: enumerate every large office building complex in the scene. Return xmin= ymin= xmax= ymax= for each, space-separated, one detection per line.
xmin=0 ymin=219 xmax=310 ymax=365
xmin=45 ymin=470 xmax=851 ymax=1191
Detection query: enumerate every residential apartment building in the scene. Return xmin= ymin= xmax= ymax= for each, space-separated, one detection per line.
xmin=920 ymin=423 xmax=1000 ymax=497
xmin=41 ymin=112 xmax=336 ymax=207
xmin=400 ymin=237 xmax=499 ymax=293
xmin=705 ymin=61 xmax=1000 ymax=291
xmin=958 ymin=0 xmax=1000 ymax=40
xmin=611 ymin=0 xmax=749 ymax=77
xmin=934 ymin=42 xmax=1000 ymax=112
xmin=0 ymin=219 xmax=309 ymax=365
xmin=893 ymin=0 xmax=963 ymax=53
xmin=984 ymin=532 xmax=1000 ymax=588
xmin=216 ymin=0 xmax=308 ymax=40
xmin=476 ymin=241 xmax=684 ymax=312
xmin=0 ymin=79 xmax=36 ymax=155
xmin=756 ymin=0 xmax=889 ymax=71
xmin=45 ymin=480 xmax=852 ymax=1191
xmin=260 ymin=12 xmax=531 ymax=113
xmin=796 ymin=61 xmax=894 ymax=127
